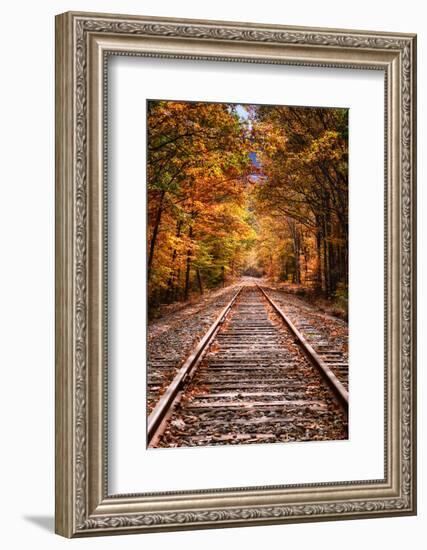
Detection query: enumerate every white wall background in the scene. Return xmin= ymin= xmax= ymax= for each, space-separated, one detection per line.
xmin=0 ymin=1 xmax=423 ymax=548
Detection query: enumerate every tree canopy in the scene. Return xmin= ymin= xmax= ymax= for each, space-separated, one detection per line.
xmin=147 ymin=100 xmax=348 ymax=310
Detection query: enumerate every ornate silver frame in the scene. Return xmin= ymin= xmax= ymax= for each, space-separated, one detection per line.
xmin=55 ymin=11 xmax=417 ymax=537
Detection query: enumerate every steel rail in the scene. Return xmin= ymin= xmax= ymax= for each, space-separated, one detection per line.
xmin=257 ymin=285 xmax=349 ymax=413
xmin=147 ymin=285 xmax=243 ymax=446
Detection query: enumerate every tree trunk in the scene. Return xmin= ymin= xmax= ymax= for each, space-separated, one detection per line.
xmin=286 ymin=218 xmax=301 ymax=285
xmin=316 ymin=228 xmax=322 ymax=291
xmin=147 ymin=190 xmax=165 ymax=281
xmin=295 ymin=229 xmax=301 ymax=285
xmin=184 ymin=225 xmax=193 ymax=301
xmin=196 ymin=268 xmax=204 ymax=295
xmin=323 ymin=216 xmax=332 ymax=296
xmin=292 ymin=227 xmax=301 ymax=285
xmin=329 ymin=239 xmax=337 ymax=294
xmin=167 ymin=219 xmax=183 ymax=301
xmin=173 ymin=268 xmax=181 ymax=302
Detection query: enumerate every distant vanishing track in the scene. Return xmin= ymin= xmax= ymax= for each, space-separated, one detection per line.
xmin=147 ymin=284 xmax=348 ymax=448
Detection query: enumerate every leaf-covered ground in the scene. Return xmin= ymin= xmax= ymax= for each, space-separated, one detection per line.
xmin=147 ymin=282 xmax=241 ymax=413
xmin=263 ymin=283 xmax=348 ymax=362
xmin=151 ymin=283 xmax=348 ymax=448
xmin=147 ymin=278 xmax=348 ymax=416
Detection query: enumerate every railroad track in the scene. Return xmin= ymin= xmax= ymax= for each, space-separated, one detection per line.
xmin=263 ymin=290 xmax=349 ymax=393
xmin=147 ymin=284 xmax=348 ymax=448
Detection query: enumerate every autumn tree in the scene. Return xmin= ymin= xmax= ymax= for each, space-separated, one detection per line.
xmin=146 ymin=100 xmax=348 ymax=313
xmin=147 ymin=101 xmax=255 ymax=306
xmin=250 ymin=105 xmax=348 ymax=297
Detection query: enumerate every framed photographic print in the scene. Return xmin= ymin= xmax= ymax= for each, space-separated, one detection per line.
xmin=55 ymin=11 xmax=417 ymax=537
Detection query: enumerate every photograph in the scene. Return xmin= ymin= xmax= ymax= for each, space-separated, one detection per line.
xmin=146 ymin=100 xmax=349 ymax=449
xmin=54 ymin=9 xmax=416 ymax=537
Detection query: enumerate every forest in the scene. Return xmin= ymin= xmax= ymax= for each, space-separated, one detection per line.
xmin=147 ymin=100 xmax=348 ymax=314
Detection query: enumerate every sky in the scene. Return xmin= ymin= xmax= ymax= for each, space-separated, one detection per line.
xmin=235 ymin=104 xmax=250 ymax=121
xmin=234 ymin=105 xmax=260 ymax=170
